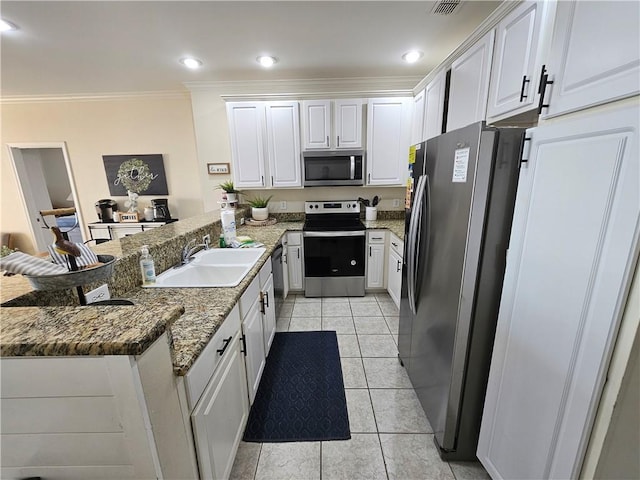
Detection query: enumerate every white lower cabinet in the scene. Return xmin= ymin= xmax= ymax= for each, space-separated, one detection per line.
xmin=191 ymin=330 xmax=249 ymax=480
xmin=478 ymin=104 xmax=639 ymax=480
xmin=259 ymin=260 xmax=276 ymax=354
xmin=366 ymin=230 xmax=386 ymax=289
xmin=287 ymin=232 xmax=304 ymax=291
xmin=240 ymin=276 xmax=266 ymax=404
xmin=386 ymin=233 xmax=404 ymax=308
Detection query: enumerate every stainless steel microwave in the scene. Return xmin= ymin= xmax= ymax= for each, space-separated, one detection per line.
xmin=303 ymin=150 xmax=365 ymax=187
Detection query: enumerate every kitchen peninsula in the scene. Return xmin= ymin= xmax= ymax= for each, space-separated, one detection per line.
xmin=0 ymin=209 xmax=404 ymax=479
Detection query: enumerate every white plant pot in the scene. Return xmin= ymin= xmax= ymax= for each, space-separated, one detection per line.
xmin=252 ymin=207 xmax=269 ymax=221
xmin=225 ymin=193 xmax=238 ymax=203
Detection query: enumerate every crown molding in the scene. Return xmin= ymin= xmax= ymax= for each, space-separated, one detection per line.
xmin=0 ymin=90 xmax=190 ymax=105
xmin=185 ymin=76 xmax=422 ymax=100
xmin=412 ymin=0 xmax=523 ymax=94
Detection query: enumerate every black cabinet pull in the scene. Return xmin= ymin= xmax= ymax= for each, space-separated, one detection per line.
xmin=259 ymin=293 xmax=266 ymax=314
xmin=369 ymin=246 xmax=372 ymax=256
xmin=397 ymin=260 xmax=401 ymax=272
xmin=297 ymin=249 xmax=300 ymax=259
xmin=519 ymin=75 xmax=530 ymax=102
xmin=537 ymin=66 xmax=554 ymax=114
xmin=240 ymin=334 xmax=247 ymax=356
xmin=392 ymin=242 xmax=398 ymax=248
xmin=264 ymin=291 xmax=269 ymax=308
xmin=537 ymin=65 xmax=547 ymax=94
xmin=217 ymin=336 xmax=233 ymax=356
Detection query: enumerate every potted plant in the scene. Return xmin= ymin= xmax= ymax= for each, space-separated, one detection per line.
xmin=247 ymin=195 xmax=273 ymax=221
xmin=218 ymin=180 xmax=239 ymax=204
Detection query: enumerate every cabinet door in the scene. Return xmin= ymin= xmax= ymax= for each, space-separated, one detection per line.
xmin=486 ymin=1 xmax=544 ymax=121
xmin=424 ymin=70 xmax=447 ymax=141
xmin=366 ymin=97 xmax=412 ymax=186
xmin=301 ymin=100 xmax=331 ymax=149
xmin=242 ymin=299 xmax=266 ymax=404
xmin=261 ymin=274 xmax=276 ymax=355
xmin=334 ymin=99 xmax=363 ymax=149
xmin=387 ymin=249 xmax=402 ymax=309
xmin=287 ymin=245 xmax=303 ymax=291
xmin=446 ymin=30 xmax=495 ymax=132
xmin=411 ymin=88 xmax=426 ymax=145
xmin=542 ymin=0 xmax=640 ymax=119
xmin=227 ymin=102 xmax=267 ymax=188
xmin=191 ymin=332 xmax=249 ymax=480
xmin=366 ymin=244 xmax=385 ymax=289
xmin=478 ymin=104 xmax=639 ymax=480
xmin=265 ymin=101 xmax=302 ymax=188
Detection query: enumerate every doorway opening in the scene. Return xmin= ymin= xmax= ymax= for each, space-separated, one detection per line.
xmin=8 ymin=142 xmax=85 ymax=253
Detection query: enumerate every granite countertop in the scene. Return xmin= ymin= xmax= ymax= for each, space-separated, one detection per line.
xmin=0 ymin=215 xmax=404 ymax=376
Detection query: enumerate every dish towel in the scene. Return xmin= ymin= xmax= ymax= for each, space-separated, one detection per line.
xmin=47 ymin=243 xmax=99 ymax=269
xmin=0 ymin=251 xmax=68 ymax=276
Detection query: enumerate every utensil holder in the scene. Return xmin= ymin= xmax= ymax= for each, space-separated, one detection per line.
xmin=365 ymin=206 xmax=377 ymax=221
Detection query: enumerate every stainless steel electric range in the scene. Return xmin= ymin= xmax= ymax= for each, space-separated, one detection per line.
xmin=303 ymin=200 xmax=366 ymax=297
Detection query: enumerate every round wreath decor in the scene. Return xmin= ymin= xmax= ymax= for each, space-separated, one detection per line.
xmin=116 ymin=158 xmax=154 ymax=193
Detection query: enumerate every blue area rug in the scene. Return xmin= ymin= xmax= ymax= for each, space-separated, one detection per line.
xmin=243 ymin=331 xmax=351 ymax=442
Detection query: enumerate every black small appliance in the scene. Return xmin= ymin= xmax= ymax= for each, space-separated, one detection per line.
xmin=95 ymin=199 xmax=118 ymax=222
xmin=151 ymin=199 xmax=171 ymax=221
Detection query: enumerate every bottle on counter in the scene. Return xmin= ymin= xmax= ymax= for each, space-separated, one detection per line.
xmin=221 ymin=207 xmax=236 ymax=246
xmin=139 ymin=245 xmax=156 ymax=285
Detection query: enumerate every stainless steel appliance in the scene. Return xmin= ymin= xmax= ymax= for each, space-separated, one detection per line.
xmin=303 ymin=200 xmax=366 ymax=297
xmin=399 ymin=122 xmax=525 ymax=460
xmin=303 ymin=150 xmax=364 ymax=186
xmin=151 ymin=199 xmax=171 ymax=221
xmin=271 ymin=240 xmax=286 ymax=316
xmin=95 ymin=199 xmax=118 ymax=222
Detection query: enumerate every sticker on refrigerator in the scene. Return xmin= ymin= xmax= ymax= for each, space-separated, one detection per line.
xmin=452 ymin=147 xmax=470 ymax=183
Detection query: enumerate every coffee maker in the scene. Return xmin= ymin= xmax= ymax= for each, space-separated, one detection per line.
xmin=95 ymin=199 xmax=118 ymax=222
xmin=151 ymin=199 xmax=171 ymax=221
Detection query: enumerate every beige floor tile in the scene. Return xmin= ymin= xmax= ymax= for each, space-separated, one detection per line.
xmin=348 ymin=294 xmax=379 ymax=303
xmin=322 ymin=297 xmax=350 ymax=304
xmin=275 ymin=316 xmax=290 ymax=332
xmin=294 ymin=295 xmax=321 ymax=304
xmin=380 ymin=433 xmax=455 ymax=480
xmin=358 ymin=334 xmax=399 ymax=357
xmin=341 ymin=357 xmax=367 ymax=388
xmin=370 ymin=389 xmax=432 ymax=433
xmin=322 ymin=302 xmax=353 ymax=317
xmin=322 ymin=316 xmax=356 ymax=334
xmin=384 ymin=315 xmax=399 ymax=336
xmin=351 ymin=302 xmax=383 ymax=317
xmin=353 ymin=316 xmax=390 ymax=334
xmin=321 ymin=434 xmax=387 ymax=480
xmin=229 ymin=441 xmax=261 ymax=480
xmin=289 ymin=317 xmax=321 ymax=331
xmin=336 ymin=334 xmax=361 ymax=357
xmin=278 ymin=303 xmax=294 ymax=318
xmin=255 ymin=442 xmax=320 ymax=480
xmin=374 ymin=292 xmax=394 ymax=302
xmin=291 ymin=302 xmax=322 ymax=317
xmin=345 ymin=389 xmax=377 ymax=433
xmin=449 ymin=461 xmax=491 ymax=480
xmin=378 ymin=301 xmax=399 ymax=316
xmin=363 ymin=358 xmax=412 ymax=388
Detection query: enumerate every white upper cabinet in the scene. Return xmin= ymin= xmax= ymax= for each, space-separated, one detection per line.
xmin=411 ymin=88 xmax=426 ymax=145
xmin=226 ymin=102 xmax=267 ymax=189
xmin=301 ymin=99 xmax=363 ymax=150
xmin=486 ymin=1 xmax=550 ymax=122
xmin=265 ymin=102 xmax=302 ymax=188
xmin=541 ymin=0 xmax=640 ymax=119
xmin=447 ymin=30 xmax=495 ymax=132
xmin=366 ymin=97 xmax=412 ymax=186
xmin=227 ymin=101 xmax=301 ymax=189
xmin=423 ymin=70 xmax=447 ymax=141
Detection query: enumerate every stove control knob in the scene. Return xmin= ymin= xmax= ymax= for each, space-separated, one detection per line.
xmin=352 ymin=203 xmax=356 ymax=208
xmin=309 ymin=205 xmax=313 ymax=209
xmin=351 ymin=260 xmax=357 ymax=266
xmin=315 ymin=204 xmax=319 ymax=209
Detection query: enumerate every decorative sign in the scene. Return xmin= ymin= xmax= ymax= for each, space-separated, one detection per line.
xmin=103 ymin=154 xmax=169 ymax=196
xmin=208 ymin=163 xmax=230 ymax=175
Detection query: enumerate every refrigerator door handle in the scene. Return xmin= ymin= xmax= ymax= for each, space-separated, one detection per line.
xmin=408 ymin=175 xmax=427 ymax=314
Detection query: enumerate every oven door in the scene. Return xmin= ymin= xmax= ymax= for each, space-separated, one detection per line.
xmin=303 ymin=231 xmax=366 ymax=277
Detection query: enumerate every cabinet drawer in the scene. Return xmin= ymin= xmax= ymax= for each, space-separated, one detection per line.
xmin=184 ymin=304 xmax=241 ymax=411
xmin=389 ymin=233 xmax=404 ymax=258
xmin=367 ymin=230 xmax=386 ymax=244
xmin=287 ymin=232 xmax=302 ymax=246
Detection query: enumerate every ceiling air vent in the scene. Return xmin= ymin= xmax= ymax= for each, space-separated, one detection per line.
xmin=431 ymin=0 xmax=461 ymax=15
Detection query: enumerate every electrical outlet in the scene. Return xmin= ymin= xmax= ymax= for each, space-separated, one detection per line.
xmin=202 ymin=234 xmax=211 ymax=248
xmin=240 ymin=217 xmax=245 ymax=225
xmin=280 ymin=201 xmax=287 ymax=210
xmin=393 ymin=199 xmax=400 ymax=207
xmin=86 ymin=284 xmax=110 ymax=304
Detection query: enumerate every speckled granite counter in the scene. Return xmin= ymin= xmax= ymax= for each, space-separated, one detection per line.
xmin=0 ymin=213 xmax=403 ymax=376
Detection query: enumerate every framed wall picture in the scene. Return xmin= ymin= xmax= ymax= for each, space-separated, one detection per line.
xmin=207 ymin=163 xmax=230 ymax=175
xmin=103 ymin=154 xmax=169 ymax=196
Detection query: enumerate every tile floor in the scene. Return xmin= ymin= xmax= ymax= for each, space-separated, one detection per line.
xmin=229 ymin=293 xmax=491 ymax=480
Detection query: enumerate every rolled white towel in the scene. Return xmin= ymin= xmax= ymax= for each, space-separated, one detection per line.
xmin=47 ymin=243 xmax=99 ymax=268
xmin=0 ymin=251 xmax=67 ymax=276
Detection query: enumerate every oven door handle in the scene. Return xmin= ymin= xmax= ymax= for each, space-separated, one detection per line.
xmin=350 ymin=156 xmax=355 ymax=180
xmin=303 ymin=231 xmax=366 ymax=237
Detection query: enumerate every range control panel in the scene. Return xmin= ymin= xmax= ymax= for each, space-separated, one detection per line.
xmin=304 ymin=200 xmax=360 ymax=214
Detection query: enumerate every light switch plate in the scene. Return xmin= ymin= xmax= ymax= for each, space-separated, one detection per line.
xmin=86 ymin=284 xmax=110 ymax=304
xmin=280 ymin=201 xmax=287 ymax=210
xmin=393 ymin=199 xmax=400 ymax=207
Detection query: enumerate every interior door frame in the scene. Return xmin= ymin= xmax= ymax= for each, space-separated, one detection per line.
xmin=7 ymin=141 xmax=86 ymax=251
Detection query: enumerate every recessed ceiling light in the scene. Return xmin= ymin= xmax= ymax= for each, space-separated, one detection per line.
xmin=402 ymin=50 xmax=423 ymax=64
xmin=257 ymin=56 xmax=277 ymax=68
xmin=0 ymin=19 xmax=17 ymax=32
xmin=180 ymin=57 xmax=203 ymax=69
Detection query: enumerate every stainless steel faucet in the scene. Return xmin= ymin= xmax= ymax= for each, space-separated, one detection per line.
xmin=179 ymin=238 xmax=209 ymax=265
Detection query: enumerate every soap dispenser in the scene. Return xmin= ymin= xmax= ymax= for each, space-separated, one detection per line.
xmin=140 ymin=245 xmax=156 ymax=285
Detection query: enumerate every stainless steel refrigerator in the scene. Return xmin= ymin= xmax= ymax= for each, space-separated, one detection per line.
xmin=398 ymin=121 xmax=525 ymax=460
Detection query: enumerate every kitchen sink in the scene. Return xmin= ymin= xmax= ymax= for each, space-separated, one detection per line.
xmin=145 ymin=247 xmax=266 ymax=288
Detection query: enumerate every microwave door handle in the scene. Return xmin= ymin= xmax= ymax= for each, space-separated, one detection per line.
xmin=350 ymin=156 xmax=355 ymax=180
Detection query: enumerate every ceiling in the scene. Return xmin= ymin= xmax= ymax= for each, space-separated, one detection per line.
xmin=1 ymin=1 xmax=502 ymax=98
